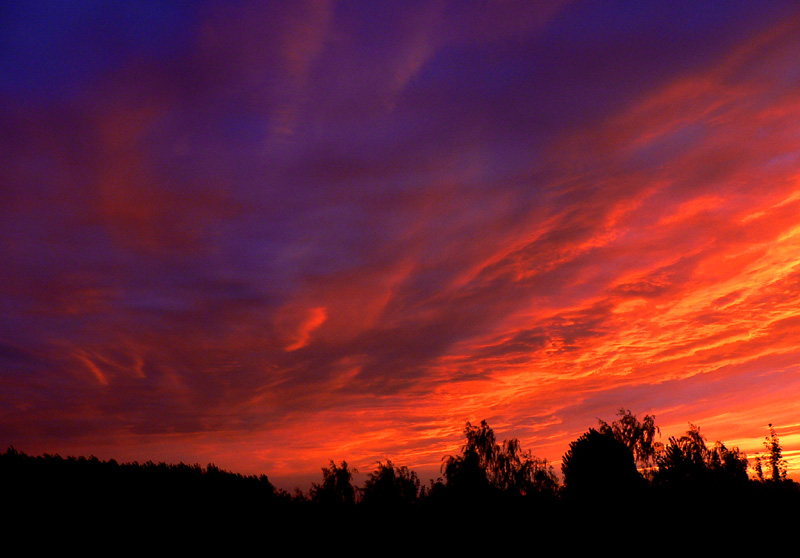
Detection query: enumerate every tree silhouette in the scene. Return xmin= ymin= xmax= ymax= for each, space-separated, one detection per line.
xmin=441 ymin=444 xmax=492 ymax=499
xmin=598 ymin=408 xmax=662 ymax=476
xmin=361 ymin=460 xmax=420 ymax=507
xmin=493 ymin=438 xmax=558 ymax=498
xmin=753 ymin=454 xmax=765 ymax=482
xmin=561 ymin=427 xmax=642 ymax=505
xmin=763 ymin=424 xmax=787 ymax=482
xmin=653 ymin=423 xmax=748 ymax=489
xmin=441 ymin=420 xmax=557 ymax=505
xmin=709 ymin=441 xmax=749 ymax=483
xmin=4 ymin=412 xmax=798 ymax=535
xmin=654 ymin=423 xmax=711 ymax=486
xmin=441 ymin=420 xmax=495 ymax=498
xmin=309 ymin=460 xmax=357 ymax=506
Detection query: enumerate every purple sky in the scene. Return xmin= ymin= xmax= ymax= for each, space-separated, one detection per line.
xmin=3 ymin=1 xmax=800 ymax=488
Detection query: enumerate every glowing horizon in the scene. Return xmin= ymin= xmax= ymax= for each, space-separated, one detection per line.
xmin=3 ymin=1 xmax=800 ymax=490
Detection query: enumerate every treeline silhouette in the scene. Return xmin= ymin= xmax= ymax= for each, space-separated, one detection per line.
xmin=4 ymin=410 xmax=799 ymax=540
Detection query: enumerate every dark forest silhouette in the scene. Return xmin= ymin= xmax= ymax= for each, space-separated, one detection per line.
xmin=4 ymin=410 xmax=799 ymax=540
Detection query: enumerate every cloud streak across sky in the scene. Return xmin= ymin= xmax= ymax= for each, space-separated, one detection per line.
xmin=3 ymin=0 xmax=800 ymax=486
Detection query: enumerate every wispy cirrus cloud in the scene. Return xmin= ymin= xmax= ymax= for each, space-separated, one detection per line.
xmin=3 ymin=1 xmax=800 ymax=486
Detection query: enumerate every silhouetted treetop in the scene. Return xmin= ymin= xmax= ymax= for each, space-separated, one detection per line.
xmin=361 ymin=460 xmax=420 ymax=507
xmin=561 ymin=427 xmax=642 ymax=503
xmin=442 ymin=420 xmax=557 ymax=501
xmin=3 ymin=410 xmax=798 ymax=532
xmin=763 ymin=423 xmax=788 ymax=482
xmin=598 ymin=408 xmax=662 ymax=474
xmin=653 ymin=423 xmax=748 ymax=488
xmin=309 ymin=460 xmax=357 ymax=506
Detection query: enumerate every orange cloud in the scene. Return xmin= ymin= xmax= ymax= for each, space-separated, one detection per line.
xmin=284 ymin=306 xmax=328 ymax=352
xmin=6 ymin=2 xmax=800 ymax=490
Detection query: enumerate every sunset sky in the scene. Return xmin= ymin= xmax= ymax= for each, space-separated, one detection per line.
xmin=3 ymin=0 xmax=800 ymax=489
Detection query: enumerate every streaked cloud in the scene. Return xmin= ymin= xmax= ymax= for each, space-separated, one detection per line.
xmin=3 ymin=1 xmax=800 ymax=486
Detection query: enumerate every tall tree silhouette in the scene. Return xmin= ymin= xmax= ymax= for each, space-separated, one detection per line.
xmin=309 ymin=460 xmax=357 ymax=506
xmin=441 ymin=420 xmax=557 ymax=502
xmin=763 ymin=424 xmax=787 ymax=482
xmin=441 ymin=421 xmax=494 ymax=499
xmin=598 ymin=408 xmax=662 ymax=475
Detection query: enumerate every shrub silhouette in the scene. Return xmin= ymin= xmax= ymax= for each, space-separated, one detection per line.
xmin=561 ymin=427 xmax=642 ymax=505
